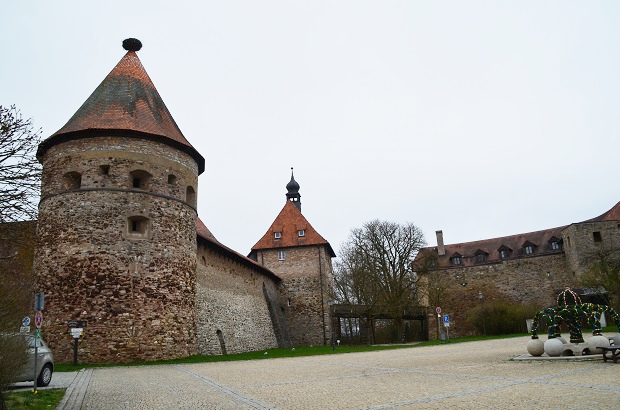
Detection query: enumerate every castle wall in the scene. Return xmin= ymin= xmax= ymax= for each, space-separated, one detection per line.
xmin=424 ymin=253 xmax=574 ymax=338
xmin=195 ymin=245 xmax=281 ymax=354
xmin=34 ymin=136 xmax=198 ymax=363
xmin=563 ymin=221 xmax=620 ymax=276
xmin=255 ymin=245 xmax=334 ymax=346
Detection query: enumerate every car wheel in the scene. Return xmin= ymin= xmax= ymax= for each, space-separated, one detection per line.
xmin=38 ymin=363 xmax=53 ymax=387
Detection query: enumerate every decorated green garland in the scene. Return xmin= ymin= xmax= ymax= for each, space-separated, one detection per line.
xmin=530 ymin=287 xmax=619 ymax=343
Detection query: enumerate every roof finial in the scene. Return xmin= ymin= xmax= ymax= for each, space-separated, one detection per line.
xmin=122 ymin=38 xmax=142 ymax=52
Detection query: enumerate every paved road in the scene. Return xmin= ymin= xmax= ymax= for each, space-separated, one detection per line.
xmin=19 ymin=336 xmax=620 ymax=409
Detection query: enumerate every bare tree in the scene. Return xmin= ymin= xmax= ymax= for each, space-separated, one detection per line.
xmin=334 ymin=220 xmax=426 ymax=342
xmin=579 ymin=246 xmax=620 ymax=309
xmin=0 ymin=105 xmax=42 ymax=223
xmin=0 ymin=105 xmax=40 ymax=407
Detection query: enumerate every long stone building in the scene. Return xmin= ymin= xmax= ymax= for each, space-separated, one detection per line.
xmin=31 ymin=39 xmax=334 ymax=363
xmin=416 ymin=201 xmax=620 ymax=338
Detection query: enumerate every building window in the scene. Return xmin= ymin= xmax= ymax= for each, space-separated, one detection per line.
xmin=593 ymin=231 xmax=602 ymax=242
xmin=475 ymin=253 xmax=485 ymax=263
xmin=186 ymin=186 xmax=196 ymax=207
xmin=63 ymin=171 xmax=82 ymax=190
xmin=499 ymin=250 xmax=508 ymax=259
xmin=130 ymin=170 xmax=152 ymax=190
xmin=551 ymin=241 xmax=560 ymax=250
xmin=274 ymin=232 xmax=282 ymax=239
xmin=298 ymin=230 xmax=305 ymax=237
xmin=99 ymin=165 xmax=110 ymax=175
xmin=524 ymin=245 xmax=534 ymax=255
xmin=127 ymin=216 xmax=149 ymax=237
xmin=451 ymin=256 xmax=461 ymax=266
xmin=168 ymin=174 xmax=177 ymax=184
xmin=278 ymin=251 xmax=286 ymax=261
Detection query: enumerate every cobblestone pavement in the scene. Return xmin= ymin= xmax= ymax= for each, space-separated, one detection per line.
xmin=59 ymin=336 xmax=620 ymax=409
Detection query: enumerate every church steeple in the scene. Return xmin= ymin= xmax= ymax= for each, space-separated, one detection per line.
xmin=286 ymin=167 xmax=301 ymax=211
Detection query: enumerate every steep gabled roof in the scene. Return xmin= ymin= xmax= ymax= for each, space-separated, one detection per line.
xmin=196 ymin=217 xmax=281 ymax=282
xmin=251 ymin=200 xmax=336 ymax=257
xmin=37 ymin=41 xmax=205 ymax=174
xmin=581 ymin=201 xmax=620 ymax=223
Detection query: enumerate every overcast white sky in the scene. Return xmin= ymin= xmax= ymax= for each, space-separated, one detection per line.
xmin=3 ymin=1 xmax=620 ymax=257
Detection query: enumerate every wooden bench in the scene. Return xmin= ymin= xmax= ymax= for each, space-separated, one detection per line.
xmin=599 ymin=346 xmax=620 ymax=363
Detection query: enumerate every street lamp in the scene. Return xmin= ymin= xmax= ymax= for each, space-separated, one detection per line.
xmin=478 ymin=291 xmax=487 ymax=336
xmin=327 ymin=298 xmax=335 ymax=350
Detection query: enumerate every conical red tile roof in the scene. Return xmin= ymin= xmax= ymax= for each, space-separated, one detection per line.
xmin=251 ymin=200 xmax=335 ymax=256
xmin=37 ymin=44 xmax=204 ymax=173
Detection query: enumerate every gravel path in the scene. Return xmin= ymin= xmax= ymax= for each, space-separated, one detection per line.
xmin=57 ymin=336 xmax=619 ymax=409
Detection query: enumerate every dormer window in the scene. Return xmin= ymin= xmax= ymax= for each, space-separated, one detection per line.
xmin=498 ymin=245 xmax=512 ymax=259
xmin=548 ymin=237 xmax=562 ymax=251
xmin=451 ymin=253 xmax=462 ymax=266
xmin=522 ymin=241 xmax=537 ymax=255
xmin=474 ymin=250 xmax=488 ymax=263
xmin=274 ymin=232 xmax=282 ymax=239
xmin=298 ymin=230 xmax=305 ymax=237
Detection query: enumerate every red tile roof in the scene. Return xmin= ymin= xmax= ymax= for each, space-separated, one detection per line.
xmin=251 ymin=200 xmax=336 ymax=256
xmin=419 ymin=226 xmax=566 ymax=269
xmin=196 ymin=217 xmax=281 ymax=282
xmin=582 ymin=200 xmax=620 ymax=223
xmin=37 ymin=49 xmax=205 ymax=173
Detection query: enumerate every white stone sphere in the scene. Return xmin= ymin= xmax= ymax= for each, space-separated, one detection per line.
xmin=544 ymin=338 xmax=565 ymax=357
xmin=527 ymin=338 xmax=545 ymax=356
xmin=588 ymin=335 xmax=610 ymax=354
xmin=612 ymin=333 xmax=620 ymax=347
xmin=556 ymin=336 xmax=567 ymax=344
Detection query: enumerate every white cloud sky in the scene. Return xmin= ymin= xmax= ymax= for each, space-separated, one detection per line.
xmin=3 ymin=1 xmax=619 ymax=256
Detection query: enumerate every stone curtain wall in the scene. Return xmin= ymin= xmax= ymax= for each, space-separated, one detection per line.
xmin=427 ymin=253 xmax=573 ymax=339
xmin=34 ymin=137 xmax=198 ymax=363
xmin=195 ymin=245 xmax=280 ymax=355
xmin=258 ymin=245 xmax=334 ymax=347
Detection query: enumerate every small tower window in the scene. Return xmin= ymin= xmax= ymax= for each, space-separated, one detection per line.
xmin=168 ymin=174 xmax=177 ymax=184
xmin=593 ymin=231 xmax=602 ymax=242
xmin=274 ymin=232 xmax=282 ymax=239
xmin=278 ymin=250 xmax=286 ymax=261
xmin=127 ymin=216 xmax=149 ymax=237
xmin=99 ymin=165 xmax=110 ymax=175
xmin=130 ymin=170 xmax=152 ymax=190
xmin=298 ymin=230 xmax=305 ymax=237
xmin=63 ymin=171 xmax=82 ymax=190
xmin=186 ymin=186 xmax=196 ymax=207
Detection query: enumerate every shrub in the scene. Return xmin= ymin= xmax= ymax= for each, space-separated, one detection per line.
xmin=465 ymin=302 xmax=540 ymax=335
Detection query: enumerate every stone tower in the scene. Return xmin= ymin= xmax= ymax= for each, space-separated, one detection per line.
xmin=249 ymin=170 xmax=335 ymax=346
xmin=34 ymin=39 xmax=205 ymax=363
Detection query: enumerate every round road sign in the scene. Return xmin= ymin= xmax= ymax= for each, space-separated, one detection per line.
xmin=435 ymin=307 xmax=441 ymax=314
xmin=22 ymin=316 xmax=31 ymax=327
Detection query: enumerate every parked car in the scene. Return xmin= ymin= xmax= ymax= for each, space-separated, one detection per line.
xmin=7 ymin=334 xmax=54 ymax=387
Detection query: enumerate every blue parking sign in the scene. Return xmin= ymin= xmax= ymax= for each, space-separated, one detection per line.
xmin=443 ymin=315 xmax=449 ymax=323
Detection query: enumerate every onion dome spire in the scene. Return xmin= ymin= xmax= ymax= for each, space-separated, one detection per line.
xmin=286 ymin=167 xmax=301 ymax=211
